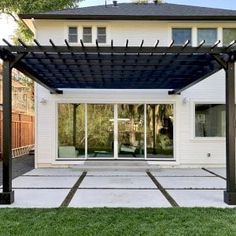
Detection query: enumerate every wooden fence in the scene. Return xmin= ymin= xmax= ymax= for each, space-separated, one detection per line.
xmin=0 ymin=111 xmax=34 ymax=158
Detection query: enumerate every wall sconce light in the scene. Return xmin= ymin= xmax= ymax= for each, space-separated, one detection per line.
xmin=182 ymin=97 xmax=188 ymax=105
xmin=39 ymin=98 xmax=47 ymax=104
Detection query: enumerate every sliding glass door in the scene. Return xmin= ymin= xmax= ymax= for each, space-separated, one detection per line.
xmin=146 ymin=104 xmax=174 ymax=158
xmin=58 ymin=104 xmax=85 ymax=158
xmin=57 ymin=103 xmax=174 ymax=159
xmin=87 ymin=104 xmax=114 ymax=157
xmin=118 ymin=104 xmax=144 ymax=158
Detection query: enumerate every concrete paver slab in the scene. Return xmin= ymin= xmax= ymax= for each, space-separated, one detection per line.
xmin=206 ymin=168 xmax=226 ymax=178
xmin=12 ymin=176 xmax=78 ymax=188
xmin=0 ymin=189 xmax=70 ymax=208
xmin=87 ymin=171 xmax=147 ymax=176
xmin=70 ymin=189 xmax=171 ymax=208
xmin=151 ymin=168 xmax=214 ymax=177
xmin=24 ymin=168 xmax=83 ymax=176
xmin=80 ymin=176 xmax=156 ymax=189
xmin=168 ymin=190 xmax=230 ymax=207
xmin=157 ymin=176 xmax=226 ymax=189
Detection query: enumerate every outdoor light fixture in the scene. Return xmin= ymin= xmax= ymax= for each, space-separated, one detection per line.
xmin=39 ymin=98 xmax=47 ymax=104
xmin=182 ymin=97 xmax=188 ymax=105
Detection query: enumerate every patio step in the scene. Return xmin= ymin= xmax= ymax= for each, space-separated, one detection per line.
xmin=71 ymin=161 xmax=160 ymax=171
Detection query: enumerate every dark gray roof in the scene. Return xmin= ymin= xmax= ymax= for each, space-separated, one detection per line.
xmin=19 ymin=2 xmax=236 ymax=21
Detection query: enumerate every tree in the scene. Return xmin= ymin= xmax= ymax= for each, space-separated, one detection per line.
xmin=0 ymin=0 xmax=81 ymax=42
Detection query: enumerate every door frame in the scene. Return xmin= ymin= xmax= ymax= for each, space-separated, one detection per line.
xmin=55 ymin=101 xmax=176 ymax=161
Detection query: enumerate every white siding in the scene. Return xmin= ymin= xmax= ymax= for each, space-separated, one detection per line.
xmin=34 ymin=19 xmax=236 ymax=167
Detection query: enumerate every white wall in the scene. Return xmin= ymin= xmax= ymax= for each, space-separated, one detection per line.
xmin=34 ymin=19 xmax=236 ymax=167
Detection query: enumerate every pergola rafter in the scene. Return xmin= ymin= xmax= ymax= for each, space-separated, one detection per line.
xmin=0 ymin=38 xmax=236 ymax=204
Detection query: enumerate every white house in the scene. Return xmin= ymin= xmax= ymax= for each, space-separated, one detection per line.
xmin=0 ymin=13 xmax=17 ymax=43
xmin=18 ymin=1 xmax=236 ymax=168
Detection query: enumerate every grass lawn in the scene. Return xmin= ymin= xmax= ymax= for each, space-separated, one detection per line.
xmin=0 ymin=208 xmax=236 ymax=236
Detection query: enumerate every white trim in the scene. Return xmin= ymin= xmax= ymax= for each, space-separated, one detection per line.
xmin=114 ymin=104 xmax=118 ymax=159
xmin=144 ymin=104 xmax=147 ymax=159
xmin=85 ymin=103 xmax=88 ymax=159
xmin=55 ymin=101 xmax=176 ymax=162
xmin=34 ymin=82 xmax=38 ymax=168
xmin=191 ymin=100 xmax=226 ymax=141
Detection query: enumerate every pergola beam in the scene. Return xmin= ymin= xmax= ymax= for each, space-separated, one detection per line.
xmin=0 ymin=45 xmax=234 ymax=55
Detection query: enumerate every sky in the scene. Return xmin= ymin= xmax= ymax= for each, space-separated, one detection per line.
xmin=80 ymin=0 xmax=236 ymax=10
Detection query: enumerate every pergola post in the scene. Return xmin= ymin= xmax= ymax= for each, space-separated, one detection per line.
xmin=0 ymin=59 xmax=14 ymax=204
xmin=224 ymin=57 xmax=236 ymax=205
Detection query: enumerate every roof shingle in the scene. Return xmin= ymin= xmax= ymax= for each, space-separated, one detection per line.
xmin=19 ymin=3 xmax=236 ymax=20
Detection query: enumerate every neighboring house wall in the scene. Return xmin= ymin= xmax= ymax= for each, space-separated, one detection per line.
xmin=0 ymin=13 xmax=17 ymax=43
xmin=33 ymin=19 xmax=235 ymax=167
xmin=0 ymin=66 xmax=34 ymax=115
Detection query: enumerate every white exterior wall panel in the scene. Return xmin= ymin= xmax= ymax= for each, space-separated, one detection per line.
xmin=34 ymin=19 xmax=235 ymax=167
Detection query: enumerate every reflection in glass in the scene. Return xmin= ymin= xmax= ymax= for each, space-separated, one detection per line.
xmin=146 ymin=104 xmax=173 ymax=158
xmin=58 ymin=104 xmax=85 ymax=158
xmin=195 ymin=104 xmax=225 ymax=137
xmin=223 ymin=28 xmax=236 ymax=46
xmin=197 ymin=28 xmax=217 ymax=46
xmin=172 ymin=28 xmax=192 ymax=45
xmin=118 ymin=104 xmax=144 ymax=158
xmin=87 ymin=104 xmax=114 ymax=157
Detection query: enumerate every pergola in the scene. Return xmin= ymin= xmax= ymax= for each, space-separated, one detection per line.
xmin=0 ymin=38 xmax=236 ymax=204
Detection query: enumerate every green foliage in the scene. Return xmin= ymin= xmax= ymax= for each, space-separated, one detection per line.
xmin=0 ymin=208 xmax=236 ymax=235
xmin=0 ymin=0 xmax=81 ymax=42
xmin=0 ymin=0 xmax=80 ymax=14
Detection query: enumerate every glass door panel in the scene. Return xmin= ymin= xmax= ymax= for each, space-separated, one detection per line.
xmin=146 ymin=104 xmax=174 ymax=158
xmin=58 ymin=104 xmax=85 ymax=158
xmin=118 ymin=104 xmax=144 ymax=158
xmin=87 ymin=104 xmax=114 ymax=158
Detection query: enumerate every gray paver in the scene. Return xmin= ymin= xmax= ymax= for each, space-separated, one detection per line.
xmin=157 ymin=176 xmax=226 ymax=189
xmin=70 ymin=189 xmax=171 ymax=208
xmin=12 ymin=176 xmax=78 ymax=188
xmin=0 ymin=189 xmax=70 ymax=208
xmin=0 ymin=167 xmax=231 ymax=208
xmin=87 ymin=171 xmax=147 ymax=176
xmin=151 ymin=168 xmax=214 ymax=177
xmin=206 ymin=168 xmax=226 ymax=178
xmin=80 ymin=176 xmax=156 ymax=188
xmin=0 ymin=155 xmax=34 ymax=183
xmin=168 ymin=190 xmax=231 ymax=207
xmin=24 ymin=168 xmax=83 ymax=176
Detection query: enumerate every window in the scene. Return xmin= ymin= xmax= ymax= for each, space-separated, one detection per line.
xmin=223 ymin=28 xmax=236 ymax=46
xmin=83 ymin=27 xmax=92 ymax=43
xmin=58 ymin=104 xmax=85 ymax=158
xmin=146 ymin=104 xmax=173 ymax=158
xmin=57 ymin=103 xmax=174 ymax=159
xmin=68 ymin=27 xmax=78 ymax=43
xmin=197 ymin=28 xmax=217 ymax=46
xmin=172 ymin=28 xmax=192 ymax=45
xmin=97 ymin=27 xmax=106 ymax=43
xmin=195 ymin=104 xmax=225 ymax=137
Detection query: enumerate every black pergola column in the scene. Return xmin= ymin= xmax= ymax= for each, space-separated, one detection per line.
xmin=0 ymin=59 xmax=14 ymax=204
xmin=224 ymin=58 xmax=236 ymax=205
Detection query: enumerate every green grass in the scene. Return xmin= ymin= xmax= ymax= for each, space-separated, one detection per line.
xmin=0 ymin=208 xmax=236 ymax=236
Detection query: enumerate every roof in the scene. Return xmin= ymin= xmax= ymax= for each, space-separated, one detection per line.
xmin=19 ymin=3 xmax=236 ymax=21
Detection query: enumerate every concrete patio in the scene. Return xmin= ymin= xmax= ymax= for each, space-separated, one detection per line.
xmin=0 ymin=167 xmax=231 ymax=208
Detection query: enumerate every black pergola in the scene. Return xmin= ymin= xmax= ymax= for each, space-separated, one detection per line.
xmin=0 ymin=39 xmax=236 ymax=204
